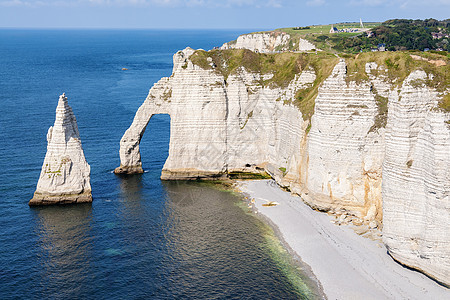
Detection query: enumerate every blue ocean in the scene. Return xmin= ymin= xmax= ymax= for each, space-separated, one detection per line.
xmin=0 ymin=29 xmax=320 ymax=299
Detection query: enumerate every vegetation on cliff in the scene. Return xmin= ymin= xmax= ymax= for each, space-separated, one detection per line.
xmin=190 ymin=48 xmax=330 ymax=88
xmin=190 ymin=49 xmax=339 ymax=121
xmin=345 ymin=51 xmax=448 ymax=86
xmin=332 ymin=19 xmax=450 ymax=52
xmin=190 ymin=47 xmax=449 ymax=119
xmin=292 ymin=55 xmax=338 ymax=121
xmin=189 ymin=18 xmax=449 ymax=122
xmin=277 ymin=19 xmax=450 ymax=54
xmin=344 ymin=51 xmax=449 ymax=112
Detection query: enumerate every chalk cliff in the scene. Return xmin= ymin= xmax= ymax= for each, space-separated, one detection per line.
xmin=294 ymin=60 xmax=385 ymax=224
xmin=116 ymin=47 xmax=449 ymax=286
xmin=382 ymin=70 xmax=450 ymax=285
xmin=30 ymin=93 xmax=92 ymax=206
xmin=115 ymin=47 xmax=321 ymax=179
xmin=220 ymin=31 xmax=316 ymax=53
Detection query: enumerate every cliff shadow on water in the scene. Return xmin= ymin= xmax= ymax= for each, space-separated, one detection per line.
xmin=114 ymin=112 xmax=323 ymax=298
xmin=158 ymin=180 xmax=323 ymax=299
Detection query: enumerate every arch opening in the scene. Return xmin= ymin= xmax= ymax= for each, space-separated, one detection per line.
xmin=139 ymin=113 xmax=171 ymax=177
xmin=114 ymin=112 xmax=171 ymax=176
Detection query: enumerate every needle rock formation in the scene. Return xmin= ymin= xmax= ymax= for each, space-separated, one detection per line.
xmin=29 ymin=93 xmax=92 ymax=206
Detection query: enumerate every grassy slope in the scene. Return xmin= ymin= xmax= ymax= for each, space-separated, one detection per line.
xmin=276 ymin=22 xmax=381 ymax=35
xmin=190 ymin=49 xmax=449 ymax=119
xmin=190 ymin=49 xmax=339 ymax=121
xmin=190 ymin=22 xmax=449 ymax=121
xmin=344 ymin=51 xmax=450 ymax=112
xmin=274 ymin=23 xmax=381 ymax=53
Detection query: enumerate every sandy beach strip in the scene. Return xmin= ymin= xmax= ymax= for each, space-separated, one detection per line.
xmin=238 ymin=180 xmax=450 ymax=300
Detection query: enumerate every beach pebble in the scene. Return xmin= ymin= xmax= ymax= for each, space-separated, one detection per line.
xmin=338 ymin=214 xmax=348 ymax=224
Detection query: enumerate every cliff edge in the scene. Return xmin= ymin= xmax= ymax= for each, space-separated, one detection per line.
xmin=220 ymin=31 xmax=316 ymax=53
xmin=116 ymin=45 xmax=449 ymax=286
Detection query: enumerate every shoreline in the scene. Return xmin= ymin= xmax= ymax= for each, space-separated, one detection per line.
xmin=236 ymin=179 xmax=449 ymax=300
xmin=248 ymin=197 xmax=327 ymax=299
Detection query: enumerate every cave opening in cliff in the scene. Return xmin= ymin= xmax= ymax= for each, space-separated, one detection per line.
xmin=139 ymin=113 xmax=171 ymax=175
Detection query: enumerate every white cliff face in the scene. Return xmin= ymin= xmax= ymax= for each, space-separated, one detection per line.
xmin=301 ymin=60 xmax=385 ymax=223
xmin=298 ymin=38 xmax=316 ymax=51
xmin=382 ymin=70 xmax=450 ymax=286
xmin=117 ymin=49 xmax=449 ymax=285
xmin=30 ymin=94 xmax=92 ymax=205
xmin=221 ymin=32 xmax=315 ymax=53
xmin=115 ymin=48 xmax=316 ymax=178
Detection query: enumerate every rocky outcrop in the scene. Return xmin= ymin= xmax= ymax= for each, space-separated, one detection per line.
xmin=220 ymin=32 xmax=315 ymax=53
xmin=30 ymin=93 xmax=92 ymax=206
xmin=298 ymin=38 xmax=317 ymax=51
xmin=116 ymin=48 xmax=449 ymax=285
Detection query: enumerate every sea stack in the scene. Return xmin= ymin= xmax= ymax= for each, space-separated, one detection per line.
xmin=29 ymin=93 xmax=92 ymax=206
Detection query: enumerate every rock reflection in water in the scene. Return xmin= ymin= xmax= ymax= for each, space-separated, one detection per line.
xmin=118 ymin=173 xmax=145 ymax=203
xmin=27 ymin=178 xmax=318 ymax=299
xmin=33 ymin=204 xmax=93 ymax=297
xmin=159 ymin=181 xmax=317 ymax=299
xmin=116 ymin=173 xmax=163 ymax=256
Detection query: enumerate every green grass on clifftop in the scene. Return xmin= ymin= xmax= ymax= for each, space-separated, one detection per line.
xmin=190 ymin=48 xmax=449 ymax=122
xmin=190 ymin=49 xmax=339 ymax=121
xmin=293 ymin=53 xmax=339 ymax=121
xmin=344 ymin=51 xmax=449 ymax=113
xmin=276 ymin=23 xmax=381 ymax=35
xmin=190 ymin=49 xmax=313 ymax=87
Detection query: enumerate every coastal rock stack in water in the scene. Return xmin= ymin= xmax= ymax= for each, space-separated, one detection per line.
xmin=29 ymin=93 xmax=92 ymax=206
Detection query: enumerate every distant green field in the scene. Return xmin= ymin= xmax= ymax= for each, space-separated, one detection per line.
xmin=276 ymin=22 xmax=381 ymax=35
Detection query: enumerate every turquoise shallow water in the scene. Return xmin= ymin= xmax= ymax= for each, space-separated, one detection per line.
xmin=0 ymin=29 xmax=320 ymax=299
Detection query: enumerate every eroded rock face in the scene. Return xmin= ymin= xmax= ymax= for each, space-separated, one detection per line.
xmin=117 ymin=48 xmax=449 ymax=285
xmin=301 ymin=60 xmax=385 ymax=223
xmin=220 ymin=32 xmax=315 ymax=53
xmin=382 ymin=71 xmax=450 ymax=286
xmin=115 ymin=48 xmax=315 ymax=179
xmin=30 ymin=94 xmax=92 ymax=206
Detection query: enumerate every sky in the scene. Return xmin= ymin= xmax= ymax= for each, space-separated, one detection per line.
xmin=0 ymin=0 xmax=449 ymax=29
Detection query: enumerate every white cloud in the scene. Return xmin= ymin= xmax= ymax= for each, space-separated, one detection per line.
xmin=266 ymin=0 xmax=281 ymax=7
xmin=0 ymin=0 xmax=26 ymax=6
xmin=348 ymin=0 xmax=450 ymax=7
xmin=185 ymin=0 xmax=204 ymax=6
xmin=0 ymin=0 xmax=78 ymax=7
xmin=86 ymin=0 xmax=278 ymax=7
xmin=348 ymin=0 xmax=386 ymax=6
xmin=0 ymin=0 xmax=38 ymax=6
xmin=0 ymin=0 xmax=284 ymax=6
xmin=306 ymin=0 xmax=325 ymax=6
xmin=3 ymin=0 xmax=449 ymax=7
xmin=226 ymin=0 xmax=255 ymax=6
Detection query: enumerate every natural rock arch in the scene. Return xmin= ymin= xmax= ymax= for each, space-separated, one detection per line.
xmin=114 ymin=108 xmax=171 ymax=174
xmin=114 ymin=47 xmax=450 ymax=287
